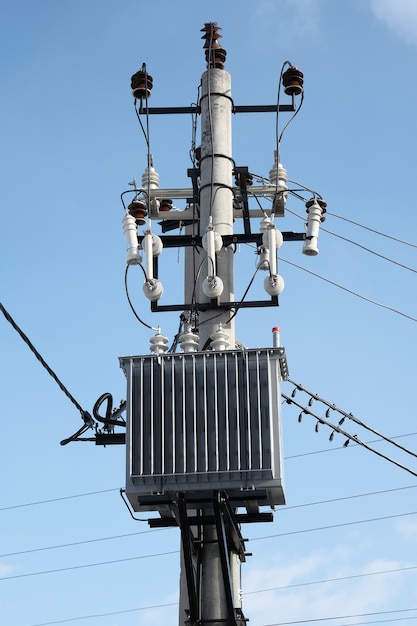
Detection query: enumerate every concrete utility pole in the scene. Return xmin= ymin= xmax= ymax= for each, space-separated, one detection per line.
xmin=197 ymin=50 xmax=234 ymax=350
xmin=118 ymin=21 xmax=319 ymax=626
xmin=180 ymin=29 xmax=237 ymax=623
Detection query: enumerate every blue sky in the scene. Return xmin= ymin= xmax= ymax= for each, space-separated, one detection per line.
xmin=1 ymin=1 xmax=417 ymax=625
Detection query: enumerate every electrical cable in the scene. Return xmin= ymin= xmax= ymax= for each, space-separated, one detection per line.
xmin=3 ymin=492 xmax=415 ymax=559
xmin=0 ymin=529 xmax=162 ymax=558
xmin=283 ymin=205 xmax=417 ymax=274
xmin=327 ymin=211 xmax=417 ymax=249
xmin=92 ymin=393 xmax=126 ymax=428
xmin=124 ymin=264 xmax=158 ymax=331
xmin=0 ymin=550 xmax=179 ymax=581
xmin=2 ymin=512 xmax=416 ymax=581
xmin=284 ymin=432 xmax=417 ymax=459
xmin=22 ymin=604 xmax=417 ymax=626
xmin=0 ymin=303 xmax=94 ymax=434
xmin=251 ymin=510 xmax=417 ymax=542
xmin=24 ymin=603 xmax=179 ymax=626
xmin=278 ymin=90 xmax=304 ymax=146
xmin=320 ymin=225 xmax=417 ymax=273
xmin=280 ymin=257 xmax=417 ymax=323
xmin=286 ymin=379 xmax=417 ymax=461
xmin=282 ymin=393 xmax=417 ymax=478
xmin=261 ymin=610 xmax=417 ymax=626
xmin=224 ymin=264 xmax=263 ymax=325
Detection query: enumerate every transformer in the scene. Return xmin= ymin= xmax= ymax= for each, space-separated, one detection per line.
xmin=120 ymin=347 xmax=288 ymax=511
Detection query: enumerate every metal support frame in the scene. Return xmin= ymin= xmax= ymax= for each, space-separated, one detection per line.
xmin=177 ymin=494 xmax=201 ymax=625
xmin=138 ymin=101 xmax=296 ymax=116
xmin=137 ymin=492 xmax=254 ymax=626
xmin=234 ymin=166 xmax=253 ymax=236
xmin=144 ymin=231 xmax=304 ymax=313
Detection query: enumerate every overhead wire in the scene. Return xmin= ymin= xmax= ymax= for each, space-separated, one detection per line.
xmin=22 ymin=605 xmax=417 ymax=626
xmin=287 ymin=379 xmax=417 ymax=461
xmin=282 ymin=392 xmax=417 ymax=478
xmin=327 ymin=211 xmax=417 ymax=249
xmin=0 ymin=303 xmax=95 ymax=441
xmin=2 ymin=504 xmax=416 ymax=560
xmin=2 ymin=512 xmax=416 ymax=581
xmin=283 ymin=205 xmax=417 ymax=274
xmin=280 ymin=257 xmax=417 ymax=323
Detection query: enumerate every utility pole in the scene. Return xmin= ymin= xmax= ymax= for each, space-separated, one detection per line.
xmin=115 ymin=22 xmax=325 ymax=626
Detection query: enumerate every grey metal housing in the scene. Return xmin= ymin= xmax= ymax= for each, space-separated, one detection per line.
xmin=120 ymin=348 xmax=288 ymax=511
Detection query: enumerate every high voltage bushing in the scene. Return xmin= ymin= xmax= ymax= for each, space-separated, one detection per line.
xmin=131 ymin=63 xmax=153 ymax=99
xmin=201 ymin=22 xmax=227 ymax=69
xmin=282 ymin=66 xmax=304 ymax=95
xmin=128 ymin=198 xmax=148 ymax=225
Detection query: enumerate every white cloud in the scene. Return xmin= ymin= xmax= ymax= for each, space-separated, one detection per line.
xmin=370 ymin=0 xmax=417 ymax=48
xmin=0 ymin=562 xmax=14 ymax=578
xmin=396 ymin=517 xmax=417 ymax=540
xmin=241 ymin=549 xmax=408 ymax=625
xmin=252 ymin=0 xmax=324 ymax=44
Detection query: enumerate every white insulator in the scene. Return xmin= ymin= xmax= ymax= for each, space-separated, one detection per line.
xmin=122 ymin=214 xmax=141 ymax=265
xmin=261 ymin=223 xmax=283 ymax=276
xmin=143 ymin=278 xmax=163 ymax=301
xmin=202 ymin=224 xmax=222 ymax=277
xmin=202 ymin=225 xmax=222 ymax=254
xmin=210 ymin=324 xmax=230 ymax=351
xmin=202 ymin=275 xmax=224 ymax=299
xmin=262 ymin=224 xmax=283 ymax=250
xmin=259 ymin=216 xmax=272 ymax=233
xmin=269 ymin=153 xmax=288 ymax=216
xmin=179 ymin=328 xmax=200 ymax=353
xmin=143 ymin=232 xmax=154 ymax=280
xmin=302 ymin=200 xmax=323 ymax=256
xmin=149 ymin=331 xmax=169 ymax=355
xmin=141 ymin=165 xmax=159 ymax=190
xmin=151 ymin=234 xmax=163 ymax=256
xmin=264 ymin=273 xmax=285 ymax=296
xmin=258 ymin=245 xmax=269 ymax=270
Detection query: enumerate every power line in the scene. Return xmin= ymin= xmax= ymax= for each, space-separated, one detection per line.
xmin=21 ymin=583 xmax=417 ymax=626
xmin=0 ymin=528 xmax=165 ymax=558
xmin=2 ymin=511 xmax=416 ymax=579
xmin=281 ymin=257 xmax=417 ymax=323
xmin=250 ymin=510 xmax=417 ymax=542
xmin=285 ymin=432 xmax=417 ymax=460
xmin=285 ymin=206 xmax=417 ymax=266
xmin=264 ymin=609 xmax=416 ymax=626
xmin=0 ymin=488 xmax=119 ymax=512
xmin=22 ymin=602 xmax=417 ymax=626
xmin=326 ymin=211 xmax=417 ymax=249
xmin=25 ymin=602 xmax=178 ymax=626
xmin=0 ymin=302 xmax=94 ymax=441
xmin=244 ymin=564 xmax=417 ymax=596
xmin=1 ymin=485 xmax=415 ymax=559
xmin=319 ymin=225 xmax=417 ymax=274
xmin=0 ymin=550 xmax=179 ymax=581
xmin=285 ymin=379 xmax=417 ymax=461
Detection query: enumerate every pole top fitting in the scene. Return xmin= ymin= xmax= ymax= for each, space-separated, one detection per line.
xmin=201 ymin=22 xmax=227 ymax=69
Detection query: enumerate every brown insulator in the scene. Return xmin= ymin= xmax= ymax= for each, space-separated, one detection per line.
xmin=282 ymin=67 xmax=304 ymax=95
xmin=201 ymin=22 xmax=227 ymax=69
xmin=131 ymin=65 xmax=153 ymax=100
xmin=128 ymin=198 xmax=148 ymax=225
xmin=159 ymin=199 xmax=173 ymax=212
